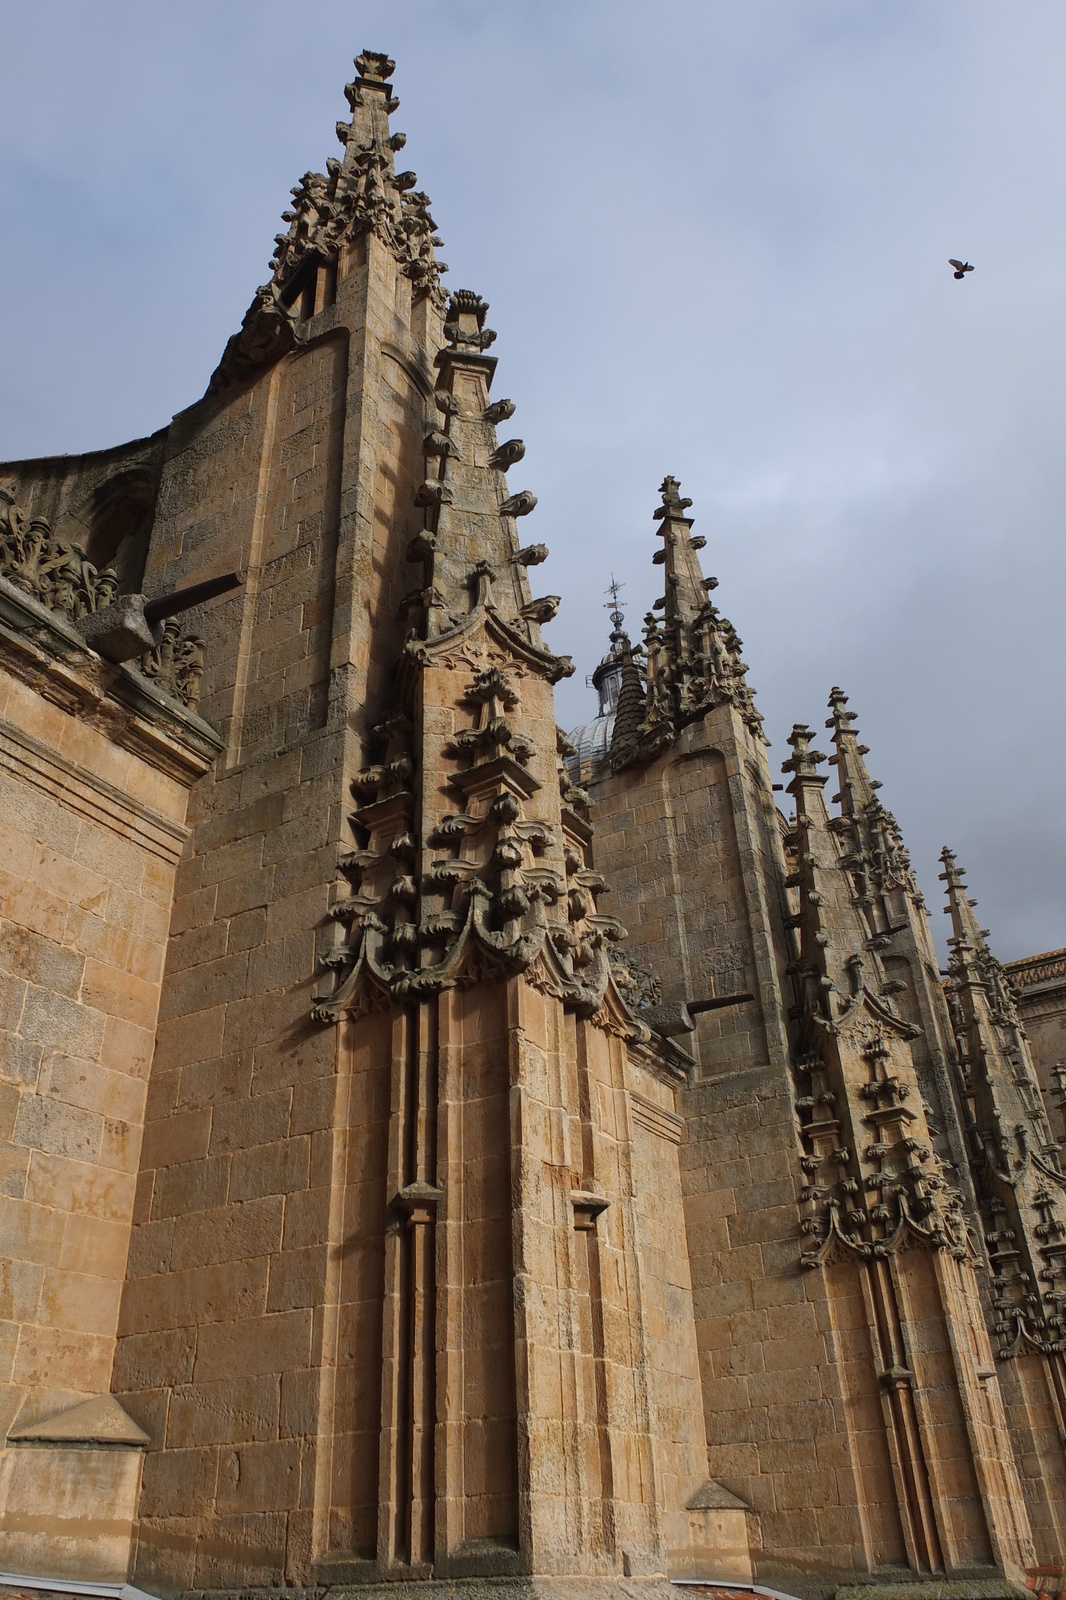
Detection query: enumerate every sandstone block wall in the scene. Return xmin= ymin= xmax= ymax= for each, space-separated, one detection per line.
xmin=1005 ymin=950 xmax=1066 ymax=1142
xmin=0 ymin=662 xmax=201 ymax=1437
xmin=111 ymin=234 xmax=445 ymax=1592
xmin=0 ymin=590 xmax=218 ymax=1592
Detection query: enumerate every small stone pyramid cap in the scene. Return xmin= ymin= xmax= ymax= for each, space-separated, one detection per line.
xmin=686 ymin=1477 xmax=750 ymax=1511
xmin=9 ymin=1393 xmax=150 ymax=1446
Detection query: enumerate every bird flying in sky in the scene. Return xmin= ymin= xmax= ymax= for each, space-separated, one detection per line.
xmin=949 ymin=259 xmax=975 ymax=279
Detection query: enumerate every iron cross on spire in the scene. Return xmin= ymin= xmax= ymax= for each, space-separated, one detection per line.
xmin=604 ymin=575 xmax=626 ymax=632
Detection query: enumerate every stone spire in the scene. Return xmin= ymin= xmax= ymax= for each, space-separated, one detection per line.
xmin=315 ymin=288 xmax=636 ymax=1024
xmin=652 ymin=474 xmax=709 ymax=628
xmin=940 ymin=848 xmax=1066 ymax=1358
xmin=778 ymin=735 xmax=1035 ymax=1575
xmin=823 ymin=689 xmax=985 ymax=1236
xmin=781 ymin=723 xmax=967 ymax=1266
xmin=211 ymin=49 xmax=447 ymax=391
xmin=611 ymin=476 xmax=763 ymax=769
xmin=826 ymin=687 xmax=922 ymax=923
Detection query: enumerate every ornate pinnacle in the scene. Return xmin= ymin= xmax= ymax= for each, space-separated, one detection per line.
xmin=653 ymin=475 xmax=693 ymax=522
xmin=939 ymin=849 xmax=989 ymax=972
xmin=611 ymin=475 xmax=765 ymax=764
xmin=609 ymin=631 xmax=648 ymax=775
xmin=354 ymin=49 xmax=396 ymax=82
xmin=782 ymin=723 xmax=828 ymax=787
xmin=939 ymin=848 xmax=1017 ymax=1015
xmin=247 ymin=48 xmax=446 ymax=339
xmin=442 ymin=291 xmax=497 ymax=353
xmin=826 ymin=689 xmax=919 ymax=904
xmin=825 ymin=686 xmax=873 ymax=817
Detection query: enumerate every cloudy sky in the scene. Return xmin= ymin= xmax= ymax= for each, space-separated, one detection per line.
xmin=2 ymin=2 xmax=1064 ymax=961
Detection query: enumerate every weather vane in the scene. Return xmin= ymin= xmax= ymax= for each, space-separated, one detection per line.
xmin=604 ymin=575 xmax=626 ymax=632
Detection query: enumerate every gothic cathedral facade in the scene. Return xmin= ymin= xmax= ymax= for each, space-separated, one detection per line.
xmin=1 ymin=50 xmax=1065 ymax=1600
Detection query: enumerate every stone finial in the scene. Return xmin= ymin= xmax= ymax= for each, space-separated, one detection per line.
xmin=653 ymin=475 xmax=693 ymax=522
xmin=231 ymin=50 xmax=447 ymax=355
xmin=354 ymin=49 xmax=396 ymax=82
xmin=443 ymin=291 xmax=497 ymax=352
xmin=782 ymin=723 xmax=827 ymax=782
xmin=612 ymin=477 xmax=764 ymax=767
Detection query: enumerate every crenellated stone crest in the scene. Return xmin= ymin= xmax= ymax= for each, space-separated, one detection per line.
xmin=1 ymin=488 xmax=119 ymax=620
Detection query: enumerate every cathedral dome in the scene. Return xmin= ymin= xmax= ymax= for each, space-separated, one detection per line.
xmin=566 ymin=622 xmax=626 ymax=781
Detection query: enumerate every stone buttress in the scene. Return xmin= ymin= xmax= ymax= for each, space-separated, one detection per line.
xmin=6 ymin=38 xmax=1066 ymax=1600
xmin=580 ymin=486 xmax=1039 ymax=1594
xmin=98 ymin=52 xmax=713 ymax=1595
xmin=941 ymin=848 xmax=1066 ymax=1563
xmin=781 ymin=725 xmax=1031 ymax=1589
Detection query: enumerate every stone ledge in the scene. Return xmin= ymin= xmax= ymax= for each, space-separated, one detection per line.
xmin=188 ymin=1581 xmax=690 ymax=1600
xmin=0 ymin=574 xmax=223 ymax=785
xmin=835 ymin=1578 xmax=1027 ymax=1600
xmin=686 ymin=1482 xmax=750 ymax=1513
xmin=9 ymin=1395 xmax=149 ymax=1449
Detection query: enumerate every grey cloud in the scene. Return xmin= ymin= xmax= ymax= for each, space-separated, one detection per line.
xmin=2 ymin=0 xmax=1064 ymax=959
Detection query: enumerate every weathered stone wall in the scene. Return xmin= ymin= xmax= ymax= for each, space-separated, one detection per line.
xmin=113 ymin=233 xmax=444 ymax=1592
xmin=627 ymin=1055 xmax=709 ymax=1568
xmin=0 ymin=432 xmax=167 ymax=590
xmin=0 ymin=587 xmax=217 ymax=1572
xmin=590 ymin=711 xmax=790 ymax=1080
xmin=1005 ymin=949 xmax=1066 ymax=1142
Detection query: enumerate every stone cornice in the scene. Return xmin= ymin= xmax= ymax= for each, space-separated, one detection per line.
xmin=1005 ymin=947 xmax=1066 ymax=997
xmin=0 ymin=574 xmax=223 ymax=788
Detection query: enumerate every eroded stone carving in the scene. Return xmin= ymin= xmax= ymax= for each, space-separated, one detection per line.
xmin=211 ymin=49 xmax=447 ymax=393
xmin=138 ymin=621 xmax=206 ymax=711
xmin=313 ymin=294 xmax=636 ymax=1032
xmin=609 ymin=477 xmax=765 ymax=772
xmin=0 ymin=491 xmax=206 ymax=711
xmin=1 ymin=489 xmax=119 ymax=620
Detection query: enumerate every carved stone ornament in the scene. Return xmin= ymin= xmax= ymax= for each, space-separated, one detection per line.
xmin=610 ymin=478 xmax=766 ymax=773
xmin=782 ymin=727 xmax=972 ymax=1273
xmin=312 ymin=293 xmax=644 ymax=1040
xmin=210 ymin=51 xmax=446 ymax=393
xmin=1 ymin=489 xmax=119 ymax=621
xmin=270 ymin=54 xmax=446 ymax=304
xmin=940 ymin=847 xmax=1066 ymax=1358
xmin=0 ymin=490 xmax=205 ymax=711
